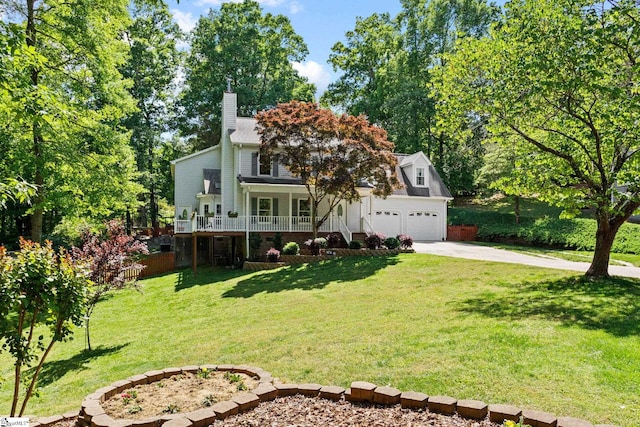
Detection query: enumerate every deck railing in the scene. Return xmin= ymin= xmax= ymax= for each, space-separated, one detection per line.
xmin=176 ymin=215 xmax=342 ymax=233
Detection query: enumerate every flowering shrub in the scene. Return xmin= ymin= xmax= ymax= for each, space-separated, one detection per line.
xmin=282 ymin=241 xmax=300 ymax=255
xmin=304 ymin=237 xmax=327 ymax=255
xmin=327 ymin=233 xmax=341 ymax=248
xmin=503 ymin=417 xmax=531 ymax=427
xmin=383 ymin=237 xmax=400 ymax=249
xmin=397 ymin=234 xmax=414 ymax=249
xmin=364 ymin=232 xmax=385 ymax=249
xmin=266 ymin=247 xmax=281 ymax=262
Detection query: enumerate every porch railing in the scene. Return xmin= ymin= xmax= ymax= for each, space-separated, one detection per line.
xmin=337 ymin=217 xmax=352 ymax=243
xmin=176 ymin=215 xmax=340 ymax=233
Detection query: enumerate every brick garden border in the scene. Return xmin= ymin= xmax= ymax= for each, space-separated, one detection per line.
xmin=32 ymin=364 xmax=617 ymax=427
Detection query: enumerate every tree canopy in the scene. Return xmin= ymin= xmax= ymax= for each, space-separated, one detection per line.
xmin=179 ymin=0 xmax=316 ymax=150
xmin=321 ymin=0 xmax=499 ymax=195
xmin=438 ymin=0 xmax=640 ymax=277
xmin=120 ymin=1 xmax=182 ymax=232
xmin=0 ymin=0 xmax=141 ymax=243
xmin=256 ymin=101 xmax=400 ymax=237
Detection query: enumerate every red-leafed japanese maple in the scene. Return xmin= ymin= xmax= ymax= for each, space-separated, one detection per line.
xmin=256 ymin=101 xmax=400 ymax=237
xmin=73 ymin=220 xmax=148 ymax=350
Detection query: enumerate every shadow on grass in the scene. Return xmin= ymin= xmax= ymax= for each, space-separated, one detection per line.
xmin=174 ymin=267 xmax=252 ymax=292
xmin=458 ymin=275 xmax=640 ymax=336
xmin=223 ymin=255 xmax=400 ymax=299
xmin=30 ymin=344 xmax=129 ymax=387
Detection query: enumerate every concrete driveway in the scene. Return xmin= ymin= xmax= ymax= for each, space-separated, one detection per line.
xmin=412 ymin=241 xmax=640 ymax=279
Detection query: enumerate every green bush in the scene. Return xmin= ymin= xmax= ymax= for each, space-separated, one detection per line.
xmin=349 ymin=240 xmax=363 ymax=249
xmin=383 ymin=237 xmax=400 ymax=249
xmin=450 ymin=206 xmax=640 ymax=254
xmin=282 ymin=241 xmax=300 ymax=255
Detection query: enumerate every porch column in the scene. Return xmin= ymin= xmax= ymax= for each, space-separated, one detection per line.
xmin=245 ymin=189 xmax=250 ymax=259
xmin=192 ymin=233 xmax=197 ymax=276
xmin=288 ymin=192 xmax=292 ymax=232
xmin=329 ymin=197 xmax=333 ymax=232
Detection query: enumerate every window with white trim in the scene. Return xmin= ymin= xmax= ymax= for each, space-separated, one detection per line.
xmin=416 ymin=167 xmax=426 ymax=186
xmin=258 ymin=197 xmax=272 ymax=221
xmin=297 ymin=199 xmax=311 ymax=217
xmin=259 ymin=154 xmax=272 ymax=176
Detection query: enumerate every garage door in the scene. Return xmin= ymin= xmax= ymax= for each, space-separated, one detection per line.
xmin=407 ymin=211 xmax=441 ymax=241
xmin=373 ymin=210 xmax=402 ymax=237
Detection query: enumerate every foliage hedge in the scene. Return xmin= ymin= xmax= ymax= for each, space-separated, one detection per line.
xmin=449 ymin=207 xmax=640 ymax=254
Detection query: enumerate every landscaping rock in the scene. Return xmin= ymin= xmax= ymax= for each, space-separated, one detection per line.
xmin=232 ymin=392 xmax=260 ymax=411
xmin=319 ymin=385 xmax=345 ymax=401
xmin=253 ymin=384 xmax=278 ymax=401
xmin=350 ymin=381 xmax=377 ymax=401
xmin=557 ymin=417 xmax=594 ymax=427
xmin=456 ymin=399 xmax=488 ymax=420
xmin=428 ymin=396 xmax=457 ymax=415
xmin=274 ymin=383 xmax=299 ymax=396
xmin=161 ymin=417 xmax=192 ymax=427
xmin=186 ymin=408 xmax=217 ymax=427
xmin=372 ymin=386 xmax=402 ymax=405
xmin=211 ymin=401 xmax=239 ymax=419
xmin=297 ymin=383 xmax=323 ymax=396
xmin=522 ymin=409 xmax=558 ymax=427
xmin=400 ymin=391 xmax=428 ymax=409
xmin=489 ymin=404 xmax=522 ymax=423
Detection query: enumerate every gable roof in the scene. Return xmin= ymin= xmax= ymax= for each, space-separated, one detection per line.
xmin=393 ymin=154 xmax=452 ymax=199
xmin=229 ymin=117 xmax=260 ymax=145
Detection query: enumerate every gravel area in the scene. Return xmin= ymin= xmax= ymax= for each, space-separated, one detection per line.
xmin=212 ymin=395 xmax=501 ymax=427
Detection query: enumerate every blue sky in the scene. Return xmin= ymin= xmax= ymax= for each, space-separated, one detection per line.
xmin=166 ymin=0 xmax=405 ymax=95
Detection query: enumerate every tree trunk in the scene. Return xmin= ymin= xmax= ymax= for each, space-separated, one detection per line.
xmin=514 ymin=195 xmax=521 ymax=225
xmin=27 ymin=0 xmax=44 ymax=243
xmin=586 ymin=215 xmax=619 ymax=278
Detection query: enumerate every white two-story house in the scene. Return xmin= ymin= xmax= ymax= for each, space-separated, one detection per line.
xmin=171 ymin=90 xmax=452 ymax=268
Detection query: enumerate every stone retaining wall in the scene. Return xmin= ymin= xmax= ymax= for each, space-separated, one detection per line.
xmin=244 ymin=248 xmax=415 ymax=271
xmin=33 ymin=364 xmax=616 ymax=427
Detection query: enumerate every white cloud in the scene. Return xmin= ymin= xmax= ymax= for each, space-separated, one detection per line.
xmin=171 ymin=9 xmax=197 ymax=33
xmin=293 ymin=61 xmax=332 ymax=96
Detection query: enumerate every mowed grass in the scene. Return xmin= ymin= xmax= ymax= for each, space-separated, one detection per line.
xmin=1 ymin=254 xmax=639 ymax=426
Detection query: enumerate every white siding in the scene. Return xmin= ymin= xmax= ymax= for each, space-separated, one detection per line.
xmin=237 ymin=146 xmax=294 ymax=179
xmin=173 ymin=149 xmax=220 ymax=216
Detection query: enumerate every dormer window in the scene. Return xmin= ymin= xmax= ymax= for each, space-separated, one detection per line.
xmin=416 ymin=167 xmax=426 ymax=187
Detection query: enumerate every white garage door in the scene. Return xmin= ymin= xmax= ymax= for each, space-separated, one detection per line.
xmin=407 ymin=211 xmax=441 ymax=241
xmin=373 ymin=210 xmax=402 ymax=238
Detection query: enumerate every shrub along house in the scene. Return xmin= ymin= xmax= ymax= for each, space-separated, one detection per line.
xmin=171 ymin=89 xmax=452 ymax=268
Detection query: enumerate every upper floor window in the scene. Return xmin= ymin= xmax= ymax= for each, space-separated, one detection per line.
xmin=259 ymin=154 xmax=272 ymax=176
xmin=416 ymin=167 xmax=426 ymax=187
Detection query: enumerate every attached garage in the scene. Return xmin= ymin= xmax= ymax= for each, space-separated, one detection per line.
xmin=407 ymin=210 xmax=442 ymax=241
xmin=373 ymin=209 xmax=402 ymax=237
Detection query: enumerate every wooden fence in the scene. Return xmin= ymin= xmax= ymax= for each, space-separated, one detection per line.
xmin=447 ymin=225 xmax=479 ymax=241
xmin=138 ymin=252 xmax=175 ymax=278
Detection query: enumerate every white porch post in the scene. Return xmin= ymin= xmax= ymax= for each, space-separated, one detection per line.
xmin=288 ymin=192 xmax=292 ymax=232
xmin=329 ymin=197 xmax=333 ymax=232
xmin=369 ymin=194 xmax=373 ymax=231
xmin=245 ymin=189 xmax=250 ymax=259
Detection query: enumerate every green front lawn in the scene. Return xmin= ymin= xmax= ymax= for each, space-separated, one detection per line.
xmin=1 ymin=254 xmax=639 ymax=426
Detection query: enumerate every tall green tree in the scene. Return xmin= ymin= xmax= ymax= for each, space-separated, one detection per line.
xmin=321 ymin=13 xmax=399 ymax=126
xmin=0 ymin=0 xmax=141 ymax=243
xmin=120 ymin=1 xmax=182 ymax=232
xmin=321 ymin=0 xmax=498 ymax=195
xmin=180 ymin=0 xmax=315 ymax=150
xmin=438 ymin=0 xmax=640 ymax=278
